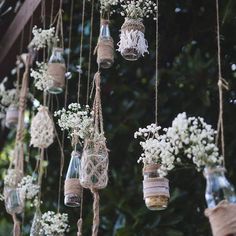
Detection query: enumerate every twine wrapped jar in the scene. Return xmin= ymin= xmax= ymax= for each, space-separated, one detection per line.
xmin=117 ymin=18 xmax=148 ymax=61
xmin=143 ymin=164 xmax=170 ymax=211
xmin=5 ymin=104 xmax=19 ymax=128
xmin=96 ymin=19 xmax=114 ymax=69
xmin=80 ymin=139 xmax=108 ymax=189
xmin=47 ymin=47 xmax=66 ymax=94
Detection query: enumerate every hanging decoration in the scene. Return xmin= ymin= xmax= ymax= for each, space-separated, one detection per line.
xmin=30 ymin=106 xmax=54 ymax=149
xmin=204 ymin=0 xmax=236 ymax=235
xmin=47 ymin=7 xmax=66 ymax=95
xmin=117 ymin=0 xmax=157 ymax=61
xmin=79 ymin=72 xmax=109 ymax=236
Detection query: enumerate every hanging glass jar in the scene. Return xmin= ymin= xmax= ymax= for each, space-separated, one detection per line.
xmin=204 ymin=166 xmax=236 ymax=236
xmin=96 ymin=19 xmax=114 ymax=69
xmin=80 ymin=139 xmax=109 ymax=189
xmin=64 ymin=151 xmax=82 ymax=207
xmin=143 ymin=164 xmax=170 ymax=211
xmin=5 ymin=104 xmax=19 ymax=128
xmin=117 ymin=18 xmax=148 ymax=61
xmin=47 ymin=47 xmax=66 ymax=94
xmin=4 ymin=186 xmax=24 ymax=214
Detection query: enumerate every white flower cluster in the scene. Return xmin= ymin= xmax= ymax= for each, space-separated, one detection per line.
xmin=4 ymin=169 xmax=22 ymax=187
xmin=100 ymin=0 xmax=119 ymax=14
xmin=29 ymin=26 xmax=56 ymax=50
xmin=18 ymin=175 xmax=39 ymax=200
xmin=0 ymin=88 xmax=19 ymax=108
xmin=40 ymin=211 xmax=69 ymax=236
xmin=135 ymin=113 xmax=223 ymax=177
xmin=119 ymin=0 xmax=157 ymax=19
xmin=54 ymin=103 xmax=94 ymax=141
xmin=30 ymin=61 xmax=53 ymax=91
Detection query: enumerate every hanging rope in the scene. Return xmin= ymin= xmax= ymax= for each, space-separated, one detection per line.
xmin=50 ymin=0 xmax=55 ymax=26
xmin=77 ymin=0 xmax=86 ymax=102
xmin=91 ymin=188 xmax=100 ymax=236
xmin=86 ymin=0 xmax=95 ymax=105
xmin=215 ymin=0 xmax=229 ymax=167
xmin=155 ymin=0 xmax=159 ymax=125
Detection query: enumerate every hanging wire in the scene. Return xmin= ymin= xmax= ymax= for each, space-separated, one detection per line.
xmin=215 ymin=0 xmax=228 ymax=167
xmin=86 ymin=0 xmax=95 ymax=105
xmin=155 ymin=0 xmax=159 ymax=124
xmin=77 ymin=0 xmax=86 ymax=102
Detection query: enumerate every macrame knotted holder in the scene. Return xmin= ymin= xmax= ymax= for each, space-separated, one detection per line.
xmin=80 ymin=72 xmax=109 ymax=236
xmin=94 ymin=19 xmax=114 ymax=69
xmin=30 ymin=106 xmax=54 ymax=149
xmin=117 ymin=18 xmax=148 ymax=60
xmin=205 ymin=201 xmax=236 ymax=236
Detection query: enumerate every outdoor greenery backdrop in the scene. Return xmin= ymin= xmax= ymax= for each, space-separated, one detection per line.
xmin=1 ymin=0 xmax=236 ymax=235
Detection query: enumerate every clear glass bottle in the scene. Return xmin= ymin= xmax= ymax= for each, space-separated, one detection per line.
xmin=64 ymin=151 xmax=81 ymax=207
xmin=143 ymin=164 xmax=169 ymax=211
xmin=97 ymin=20 xmax=114 ymax=69
xmin=204 ymin=166 xmax=236 ymax=208
xmin=47 ymin=47 xmax=66 ymax=94
xmin=30 ymin=208 xmax=43 ymax=236
xmin=4 ymin=187 xmax=24 ymax=214
xmin=121 ymin=47 xmax=141 ymax=62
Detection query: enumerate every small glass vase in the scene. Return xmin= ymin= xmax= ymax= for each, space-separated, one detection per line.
xmin=30 ymin=208 xmax=43 ymax=236
xmin=64 ymin=151 xmax=81 ymax=207
xmin=47 ymin=47 xmax=66 ymax=94
xmin=80 ymin=140 xmax=109 ymax=189
xmin=204 ymin=166 xmax=236 ymax=208
xmin=143 ymin=164 xmax=170 ymax=211
xmin=5 ymin=104 xmax=19 ymax=128
xmin=4 ymin=187 xmax=24 ymax=214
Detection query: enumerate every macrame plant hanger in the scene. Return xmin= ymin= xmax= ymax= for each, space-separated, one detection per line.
xmin=204 ymin=2 xmax=236 ymax=236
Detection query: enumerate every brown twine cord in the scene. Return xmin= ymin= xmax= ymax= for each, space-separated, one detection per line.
xmin=205 ymin=200 xmax=236 ymax=236
xmin=215 ymin=0 xmax=229 ymax=167
xmin=12 ymin=214 xmax=21 ymax=236
xmin=143 ymin=163 xmax=160 ymax=175
xmin=64 ymin=178 xmax=82 ymax=195
xmin=77 ymin=0 xmax=86 ymax=103
xmin=50 ymin=0 xmax=55 ymax=26
xmin=91 ymin=189 xmax=100 ymax=236
xmin=121 ymin=18 xmax=145 ymax=33
xmin=155 ymin=0 xmax=159 ymax=124
xmin=86 ymin=0 xmax=95 ymax=105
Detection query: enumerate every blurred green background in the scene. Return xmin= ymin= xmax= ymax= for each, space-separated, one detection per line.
xmin=1 ymin=0 xmax=236 ymax=235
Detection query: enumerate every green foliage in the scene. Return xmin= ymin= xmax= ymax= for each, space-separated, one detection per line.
xmin=1 ymin=0 xmax=236 ymax=235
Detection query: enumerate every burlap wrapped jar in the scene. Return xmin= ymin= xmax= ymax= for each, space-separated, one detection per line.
xmin=117 ymin=18 xmax=148 ymax=61
xmin=5 ymin=104 xmax=19 ymax=128
xmin=143 ymin=164 xmax=170 ymax=211
xmin=205 ymin=201 xmax=236 ymax=236
xmin=47 ymin=47 xmax=66 ymax=94
xmin=96 ymin=19 xmax=114 ymax=69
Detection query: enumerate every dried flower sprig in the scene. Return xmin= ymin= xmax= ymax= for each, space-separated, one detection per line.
xmin=135 ymin=113 xmax=223 ymax=177
xmin=54 ymin=103 xmax=94 ymax=142
xmin=40 ymin=211 xmax=69 ymax=236
xmin=30 ymin=61 xmax=54 ymax=91
xmin=100 ymin=0 xmax=119 ymax=14
xmin=29 ymin=26 xmax=57 ymax=50
xmin=119 ymin=0 xmax=157 ymax=19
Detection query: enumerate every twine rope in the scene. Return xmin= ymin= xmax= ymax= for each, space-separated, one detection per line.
xmin=91 ymin=189 xmax=100 ymax=236
xmin=215 ymin=0 xmax=229 ymax=167
xmin=77 ymin=0 xmax=86 ymax=102
xmin=155 ymin=0 xmax=159 ymax=124
xmin=86 ymin=0 xmax=95 ymax=105
xmin=12 ymin=214 xmax=21 ymax=236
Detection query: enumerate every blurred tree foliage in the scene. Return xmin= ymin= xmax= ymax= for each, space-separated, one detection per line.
xmin=1 ymin=0 xmax=236 ymax=235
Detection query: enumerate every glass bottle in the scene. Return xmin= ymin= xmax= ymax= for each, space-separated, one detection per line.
xmin=4 ymin=187 xmax=24 ymax=214
xmin=64 ymin=151 xmax=81 ymax=207
xmin=5 ymin=104 xmax=19 ymax=128
xmin=47 ymin=47 xmax=66 ymax=94
xmin=97 ymin=19 xmax=114 ymax=69
xmin=204 ymin=166 xmax=236 ymax=208
xmin=30 ymin=208 xmax=43 ymax=236
xmin=143 ymin=164 xmax=169 ymax=211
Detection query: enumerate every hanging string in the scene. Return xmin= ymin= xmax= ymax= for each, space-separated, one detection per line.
xmin=28 ymin=15 xmax=34 ymax=43
xmin=86 ymin=0 xmax=95 ymax=105
xmin=77 ymin=0 xmax=86 ymax=102
xmin=155 ymin=0 xmax=159 ymax=125
xmin=215 ymin=0 xmax=229 ymax=167
xmin=19 ymin=29 xmax=24 ymax=55
xmin=50 ymin=0 xmax=55 ymax=26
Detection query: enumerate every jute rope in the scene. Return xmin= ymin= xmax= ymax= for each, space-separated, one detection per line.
xmin=91 ymin=188 xmax=100 ymax=236
xmin=64 ymin=178 xmax=81 ymax=196
xmin=121 ymin=18 xmax=145 ymax=33
xmin=155 ymin=0 xmax=159 ymax=124
xmin=13 ymin=214 xmax=21 ymax=236
xmin=215 ymin=0 xmax=229 ymax=167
